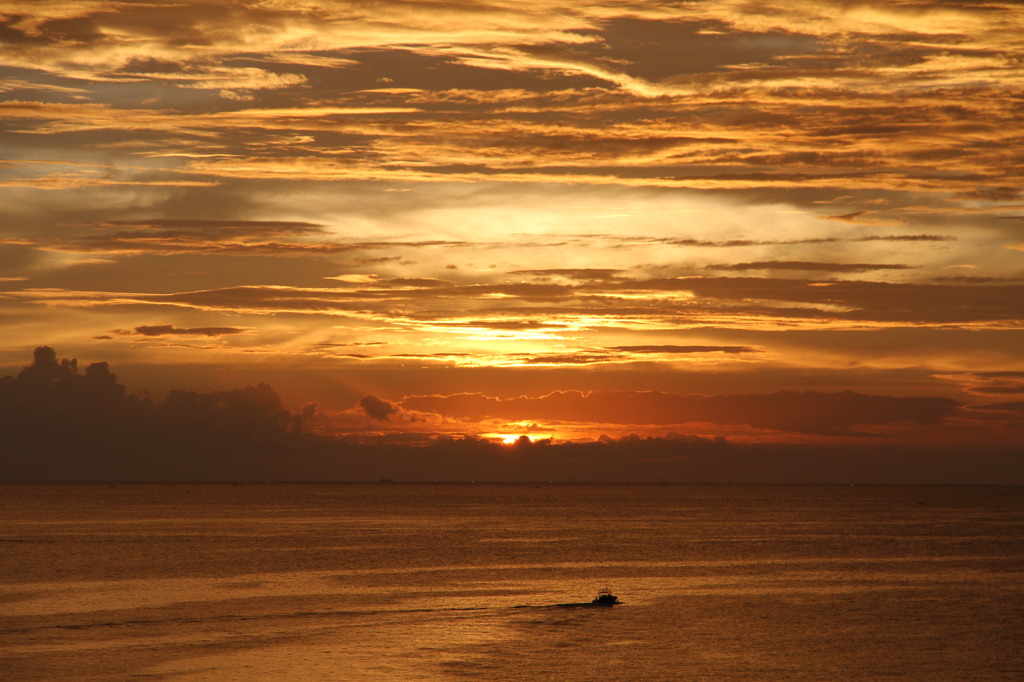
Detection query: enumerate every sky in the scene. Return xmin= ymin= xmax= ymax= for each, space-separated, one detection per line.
xmin=1 ymin=0 xmax=1023 ymax=463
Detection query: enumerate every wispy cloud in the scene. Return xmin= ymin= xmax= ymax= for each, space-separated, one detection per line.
xmin=709 ymin=261 xmax=914 ymax=273
xmin=2 ymin=0 xmax=1021 ymax=460
xmin=399 ymin=388 xmax=961 ymax=435
xmin=117 ymin=325 xmax=249 ymax=338
xmin=11 ymin=274 xmax=1022 ymax=330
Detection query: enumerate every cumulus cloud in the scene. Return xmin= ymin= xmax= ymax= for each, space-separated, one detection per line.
xmin=359 ymin=394 xmax=399 ymax=421
xmin=1 ymin=0 xmax=1021 ymax=470
xmin=0 ymin=346 xmax=311 ymax=480
xmin=2 ymin=347 xmax=1020 ymax=483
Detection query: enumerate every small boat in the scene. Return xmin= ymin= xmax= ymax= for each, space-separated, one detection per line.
xmin=591 ymin=588 xmax=620 ymax=606
xmin=517 ymin=589 xmax=624 ymax=609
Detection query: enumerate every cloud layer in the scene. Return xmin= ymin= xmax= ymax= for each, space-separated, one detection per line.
xmin=2 ymin=348 xmax=1020 ymax=483
xmin=1 ymin=1 xmax=1022 ymax=470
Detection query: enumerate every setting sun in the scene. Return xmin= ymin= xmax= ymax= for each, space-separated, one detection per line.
xmin=1 ymin=0 xmax=1021 ymax=483
xmin=3 ymin=3 xmax=1023 ymax=678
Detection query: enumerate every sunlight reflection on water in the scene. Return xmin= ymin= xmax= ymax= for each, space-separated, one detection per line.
xmin=2 ymin=483 xmax=1023 ymax=680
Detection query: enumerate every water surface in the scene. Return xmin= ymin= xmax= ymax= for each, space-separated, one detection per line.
xmin=2 ymin=483 xmax=1022 ymax=680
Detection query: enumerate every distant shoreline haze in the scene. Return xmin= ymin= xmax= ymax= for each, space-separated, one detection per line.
xmin=1 ymin=347 xmax=1021 ymax=484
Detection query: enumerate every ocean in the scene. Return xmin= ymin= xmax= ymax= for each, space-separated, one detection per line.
xmin=1 ymin=483 xmax=1022 ymax=680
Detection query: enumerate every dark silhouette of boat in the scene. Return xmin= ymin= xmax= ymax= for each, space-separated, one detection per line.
xmin=516 ymin=588 xmax=623 ymax=609
xmin=516 ymin=585 xmax=618 ymax=606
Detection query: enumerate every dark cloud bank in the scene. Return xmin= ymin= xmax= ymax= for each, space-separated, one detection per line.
xmin=399 ymin=390 xmax=960 ymax=435
xmin=2 ymin=347 xmax=1021 ymax=484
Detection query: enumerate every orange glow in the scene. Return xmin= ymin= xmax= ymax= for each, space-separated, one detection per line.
xmin=1 ymin=0 xmax=1022 ymax=477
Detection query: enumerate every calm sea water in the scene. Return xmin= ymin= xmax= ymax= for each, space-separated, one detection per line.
xmin=1 ymin=483 xmax=1022 ymax=681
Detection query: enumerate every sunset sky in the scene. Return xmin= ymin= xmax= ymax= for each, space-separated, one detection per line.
xmin=2 ymin=1 xmax=1022 ymax=454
